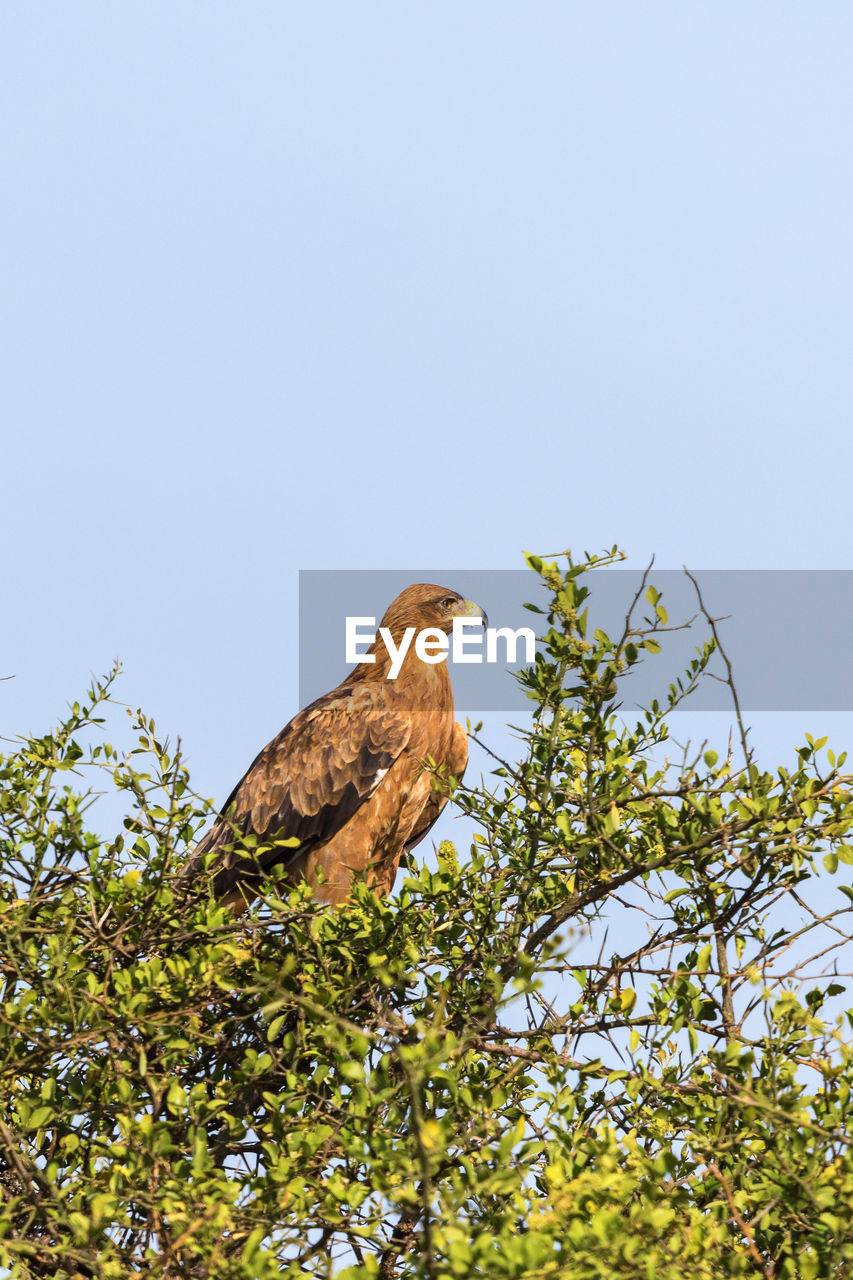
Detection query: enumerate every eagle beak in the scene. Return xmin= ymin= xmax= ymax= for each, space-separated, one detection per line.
xmin=455 ymin=599 xmax=488 ymax=630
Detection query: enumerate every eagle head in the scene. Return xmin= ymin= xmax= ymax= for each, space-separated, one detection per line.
xmin=379 ymin=584 xmax=488 ymax=640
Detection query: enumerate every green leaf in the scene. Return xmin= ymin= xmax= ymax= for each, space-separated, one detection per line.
xmin=25 ymin=1106 xmax=53 ymax=1130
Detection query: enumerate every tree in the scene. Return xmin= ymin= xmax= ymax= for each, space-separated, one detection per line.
xmin=1 ymin=549 xmax=852 ymax=1279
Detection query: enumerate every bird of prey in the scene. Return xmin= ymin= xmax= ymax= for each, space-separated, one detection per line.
xmin=185 ymin=584 xmax=487 ymax=912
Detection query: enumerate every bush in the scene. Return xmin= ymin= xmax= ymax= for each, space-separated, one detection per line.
xmin=1 ymin=550 xmax=852 ymax=1278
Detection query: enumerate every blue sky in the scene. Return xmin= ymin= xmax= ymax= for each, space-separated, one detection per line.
xmin=3 ymin=4 xmax=853 ymax=821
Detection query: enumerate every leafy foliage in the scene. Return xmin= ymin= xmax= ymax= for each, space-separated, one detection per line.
xmin=1 ymin=551 xmax=853 ymax=1278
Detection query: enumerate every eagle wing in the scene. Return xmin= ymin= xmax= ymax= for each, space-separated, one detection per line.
xmin=188 ymin=682 xmax=411 ymax=899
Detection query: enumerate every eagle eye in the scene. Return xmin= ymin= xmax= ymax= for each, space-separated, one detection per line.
xmin=440 ymin=596 xmax=458 ymax=610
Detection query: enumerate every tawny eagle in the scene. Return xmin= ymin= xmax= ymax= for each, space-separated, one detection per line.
xmin=186 ymin=584 xmax=486 ymax=911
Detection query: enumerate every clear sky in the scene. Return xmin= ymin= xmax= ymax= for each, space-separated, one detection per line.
xmin=3 ymin=5 xmax=853 ymax=820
